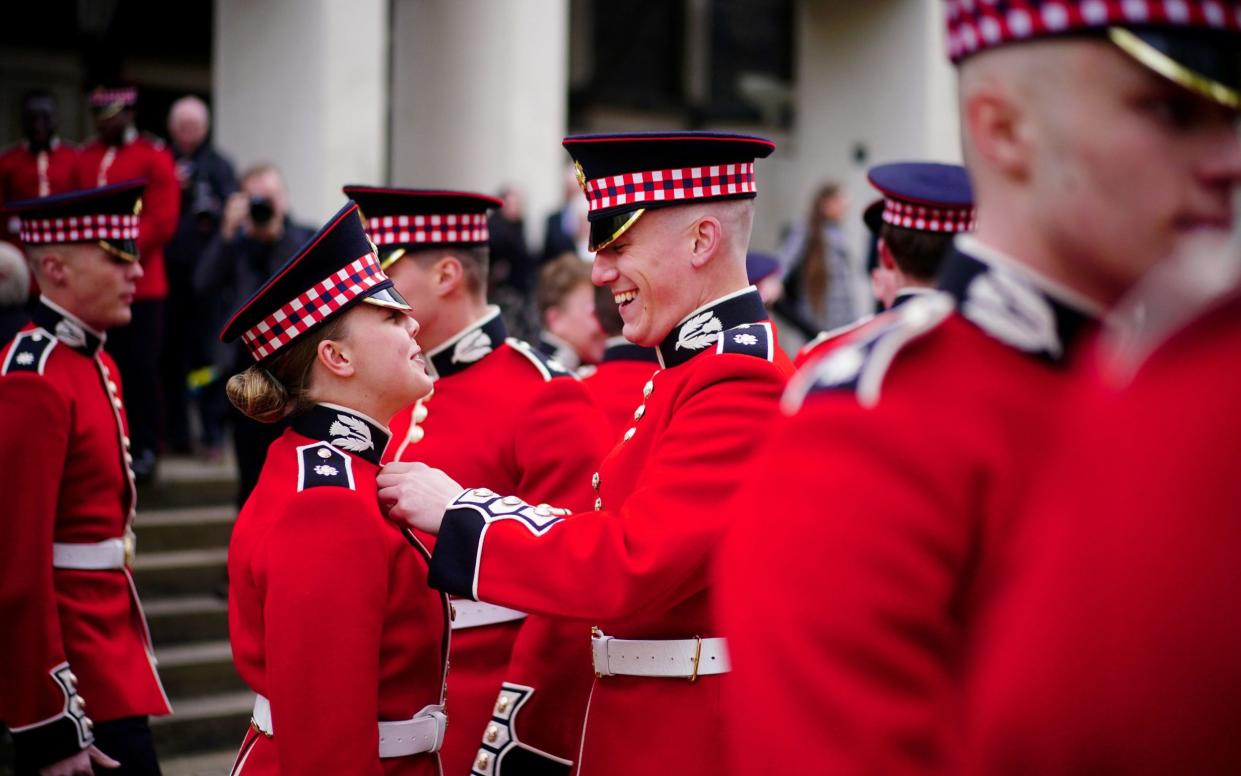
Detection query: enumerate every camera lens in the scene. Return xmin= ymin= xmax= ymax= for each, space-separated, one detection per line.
xmin=249 ymin=196 xmax=275 ymax=226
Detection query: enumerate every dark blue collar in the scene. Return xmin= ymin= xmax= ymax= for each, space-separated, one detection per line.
xmin=937 ymin=239 xmax=1099 ymax=364
xmin=602 ymin=338 xmax=660 ymax=364
xmin=31 ymin=297 xmax=105 ymax=358
xmin=292 ymin=403 xmax=389 ymax=465
xmin=427 ymin=307 xmax=508 ymax=378
xmin=657 ymin=286 xmax=767 ymax=369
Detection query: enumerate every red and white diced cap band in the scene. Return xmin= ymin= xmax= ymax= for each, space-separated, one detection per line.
xmin=88 ymin=87 xmax=138 ymax=109
xmin=365 ymin=213 xmax=489 ymax=246
xmin=583 ymin=163 xmax=756 ymax=213
xmin=240 ymin=251 xmax=385 ymax=361
xmin=882 ymin=199 xmax=976 ymax=233
xmin=19 ymin=213 xmax=139 ymax=244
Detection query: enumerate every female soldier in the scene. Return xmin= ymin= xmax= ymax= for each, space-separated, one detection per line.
xmin=220 ymin=201 xmax=449 ymax=775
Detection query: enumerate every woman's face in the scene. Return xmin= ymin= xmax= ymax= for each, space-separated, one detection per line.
xmin=819 ymin=191 xmax=848 ymax=223
xmin=335 ymin=303 xmax=432 ymax=421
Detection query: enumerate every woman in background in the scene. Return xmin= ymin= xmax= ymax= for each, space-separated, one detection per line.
xmin=777 ymin=181 xmax=859 ymax=335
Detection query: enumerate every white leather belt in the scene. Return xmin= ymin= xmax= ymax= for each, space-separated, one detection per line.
xmin=591 ymin=629 xmax=731 ymax=680
xmin=52 ymin=534 xmax=134 ymax=570
xmin=451 ymin=600 xmax=526 ymax=630
xmin=251 ymin=695 xmax=446 ymax=757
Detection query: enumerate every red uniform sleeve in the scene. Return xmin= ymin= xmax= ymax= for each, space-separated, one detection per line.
xmin=0 ymin=375 xmax=93 ymax=766
xmin=262 ymin=489 xmax=390 ymax=776
xmin=430 ymin=355 xmax=784 ymax=623
xmin=136 ymin=143 xmax=179 ymax=258
xmin=717 ymin=392 xmax=970 ymax=776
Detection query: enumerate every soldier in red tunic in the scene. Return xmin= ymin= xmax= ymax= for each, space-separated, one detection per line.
xmin=76 ymin=85 xmax=180 ymax=481
xmin=581 ymin=284 xmax=659 ymax=435
xmin=378 ymin=132 xmax=792 ymax=775
xmin=219 ymin=200 xmax=450 ymax=775
xmin=966 ymin=264 xmax=1241 ymax=775
xmin=0 ymin=91 xmax=80 ymax=204
xmin=716 ymin=3 xmax=1241 ymax=774
xmin=793 ymin=161 xmax=975 ymax=367
xmin=344 ymin=185 xmax=612 ymax=776
xmin=0 ymin=181 xmax=169 ymax=775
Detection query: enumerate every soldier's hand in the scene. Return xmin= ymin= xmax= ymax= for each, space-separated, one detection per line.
xmin=40 ymin=745 xmax=120 ymax=775
xmin=377 ymin=461 xmax=463 ymax=535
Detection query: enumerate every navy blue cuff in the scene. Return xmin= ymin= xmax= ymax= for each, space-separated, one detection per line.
xmin=429 ymin=506 xmax=486 ymax=599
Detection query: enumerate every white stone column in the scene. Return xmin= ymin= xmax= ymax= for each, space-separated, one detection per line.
xmin=213 ymin=0 xmax=388 ymax=224
xmin=389 ymin=0 xmax=570 ymax=249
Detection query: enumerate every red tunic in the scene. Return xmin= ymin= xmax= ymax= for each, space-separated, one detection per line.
xmin=228 ymin=403 xmax=450 ymax=776
xmin=965 ymin=288 xmax=1241 ymax=775
xmin=0 ymin=139 xmax=80 ymax=202
xmin=76 ymin=131 xmax=179 ymax=300
xmin=426 ymin=288 xmax=792 ymax=775
xmin=580 ymin=339 xmax=660 ymax=435
xmin=716 ymin=243 xmax=1099 ymax=776
xmin=383 ymin=308 xmax=612 ymax=776
xmin=0 ymin=300 xmax=169 ymax=772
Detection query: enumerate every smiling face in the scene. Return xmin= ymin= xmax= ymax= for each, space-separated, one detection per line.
xmin=973 ymin=39 xmax=1241 ymax=306
xmin=590 ymin=208 xmax=707 ymax=347
xmin=332 ymin=303 xmax=432 ymax=419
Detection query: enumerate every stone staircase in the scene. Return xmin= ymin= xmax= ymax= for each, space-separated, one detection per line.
xmin=0 ymin=456 xmax=247 ymax=776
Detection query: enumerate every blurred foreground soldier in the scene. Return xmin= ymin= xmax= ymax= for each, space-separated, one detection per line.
xmin=78 ymin=85 xmax=180 ymax=482
xmin=220 ymin=201 xmax=448 ymax=775
xmin=716 ymin=3 xmax=1241 ymax=774
xmin=968 ymin=248 xmax=1241 ymax=775
xmin=378 ymin=132 xmax=791 ymax=775
xmin=0 ymin=182 xmax=170 ymax=775
xmin=795 ymin=161 xmax=974 ymax=365
xmin=580 ymin=284 xmax=659 ymax=434
xmin=0 ymin=240 xmax=31 ymax=342
xmin=347 ymin=186 xmax=611 ymax=776
xmin=0 ymin=90 xmax=79 ymax=204
xmin=536 ymin=252 xmax=605 ymax=369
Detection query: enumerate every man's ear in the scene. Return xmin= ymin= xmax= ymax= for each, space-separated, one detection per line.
xmin=316 ymin=336 xmax=354 ymax=379
xmin=32 ymin=248 xmax=69 ymax=288
xmin=689 ymin=216 xmax=723 ymax=269
xmin=433 ymin=254 xmax=465 ymax=298
xmin=962 ymin=82 xmax=1032 ymax=181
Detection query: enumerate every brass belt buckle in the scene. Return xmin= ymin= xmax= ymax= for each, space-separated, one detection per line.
xmin=688 ymin=635 xmax=703 ymax=683
xmin=122 ymin=529 xmax=137 ymax=568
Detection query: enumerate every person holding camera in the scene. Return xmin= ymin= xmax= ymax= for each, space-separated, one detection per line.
xmin=165 ymin=96 xmax=237 ymax=459
xmin=194 ymin=162 xmax=312 ymax=504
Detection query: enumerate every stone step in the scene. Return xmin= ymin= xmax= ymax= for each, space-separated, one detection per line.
xmin=146 ymin=595 xmax=230 ymax=645
xmin=134 ymin=548 xmax=229 ymax=598
xmin=157 ymin=640 xmax=247 ymax=700
xmin=135 ymin=505 xmax=235 ymax=552
xmin=137 ymin=455 xmax=239 ymax=511
xmin=151 ymin=691 xmax=253 ymax=760
xmin=159 ymin=749 xmax=242 ymax=776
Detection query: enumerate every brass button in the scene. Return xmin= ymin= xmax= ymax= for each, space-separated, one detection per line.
xmin=623 ymin=428 xmax=636 ymax=442
xmin=633 ymin=405 xmax=645 ymax=420
xmin=318 ymin=448 xmax=332 ymax=459
xmin=594 ymin=497 xmax=602 ymax=511
xmin=501 ymin=495 xmax=521 ymax=506
xmin=485 ymin=724 xmax=499 ymax=743
xmin=412 ymin=403 xmax=429 ymax=422
xmin=408 ymin=425 xmax=425 ymax=443
xmin=473 ymin=488 xmax=494 ymax=498
xmin=591 ymin=472 xmax=600 ymax=490
xmin=534 ymin=504 xmax=552 ymax=517
xmin=643 ymin=380 xmax=654 ymax=397
xmin=476 ymin=752 xmax=491 ymax=770
xmin=495 ymin=695 xmax=510 ymax=714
